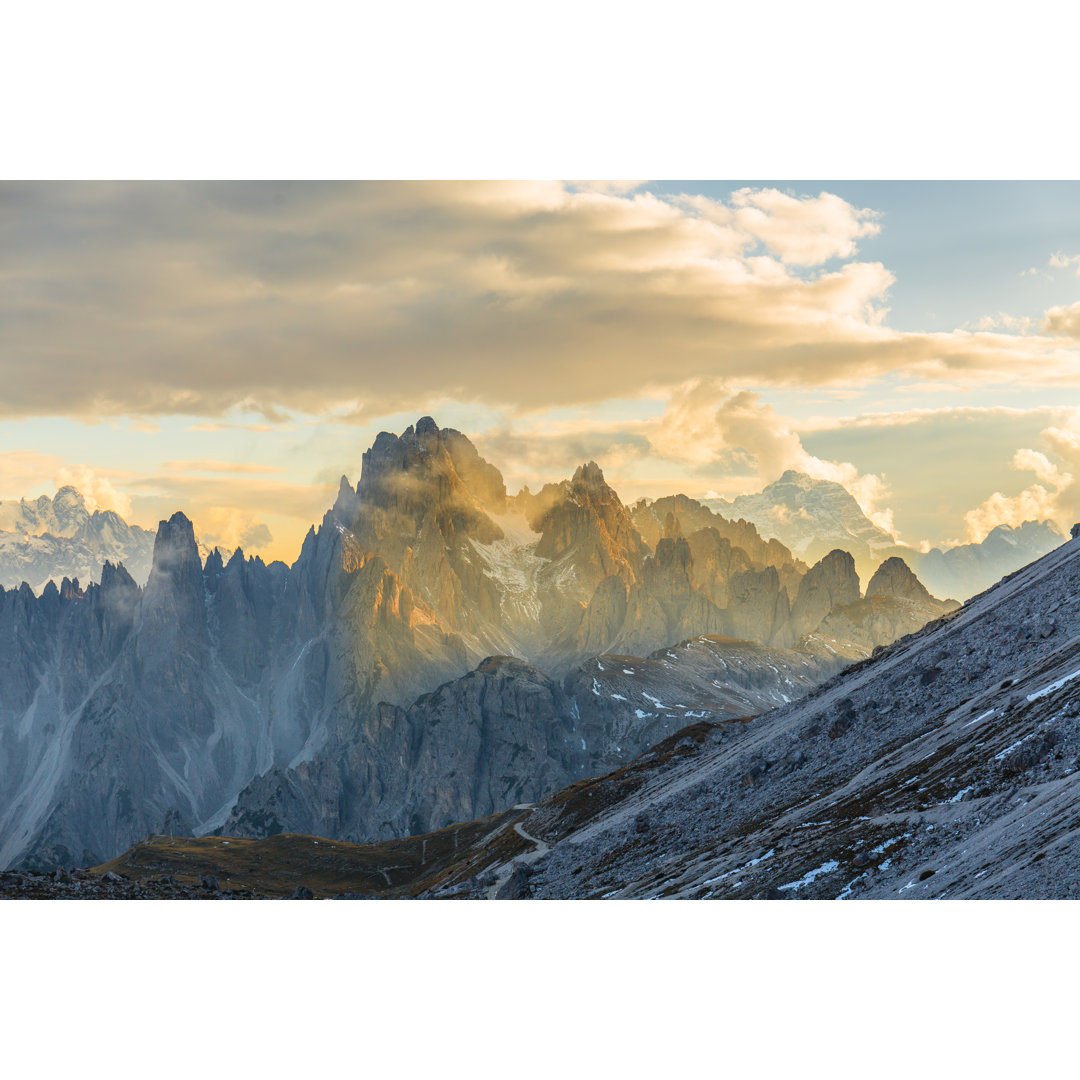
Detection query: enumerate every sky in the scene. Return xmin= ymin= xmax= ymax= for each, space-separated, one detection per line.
xmin=3 ymin=179 xmax=1080 ymax=562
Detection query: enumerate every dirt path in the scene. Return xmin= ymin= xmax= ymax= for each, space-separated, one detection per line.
xmin=485 ymin=806 xmax=550 ymax=899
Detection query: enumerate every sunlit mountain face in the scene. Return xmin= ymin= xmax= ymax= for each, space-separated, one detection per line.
xmin=2 ymin=181 xmax=1080 ymax=573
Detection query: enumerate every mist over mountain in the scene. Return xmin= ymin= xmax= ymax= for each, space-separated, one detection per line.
xmin=706 ymin=469 xmax=1063 ymax=600
xmin=0 ymin=419 xmax=974 ymax=871
xmin=0 ymin=487 xmax=155 ymax=592
xmin=71 ymin=531 xmax=1080 ymax=901
xmin=708 ymin=470 xmax=896 ymax=573
xmin=912 ymin=521 xmax=1065 ymax=600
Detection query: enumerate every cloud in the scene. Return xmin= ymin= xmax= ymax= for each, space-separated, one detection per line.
xmin=474 ymin=424 xmax=651 ymax=490
xmin=0 ymin=453 xmax=137 ymax=522
xmin=52 ymin=464 xmax=133 ymax=517
xmin=4 ymin=181 xmax=1079 ymax=424
xmin=647 ymin=382 xmax=897 ymax=535
xmin=161 ymin=460 xmax=286 ymax=474
xmin=194 ymin=507 xmax=275 ymax=554
xmin=727 ymin=187 xmax=881 ymax=266
xmin=798 ymin=403 xmax=1068 ymax=434
xmin=1049 ymin=252 xmax=1080 ymax=274
xmin=1044 ymin=300 xmax=1080 ymax=339
xmin=972 ymin=312 xmax=1036 ymax=334
xmin=0 ymin=451 xmax=65 ymax=500
xmin=961 ymin=416 xmax=1080 ymax=541
xmin=568 ymin=181 xmax=647 ymax=195
xmin=126 ymin=473 xmax=333 ymax=522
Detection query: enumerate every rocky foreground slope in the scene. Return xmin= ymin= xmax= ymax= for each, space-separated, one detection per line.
xmin=496 ymin=531 xmax=1080 ymax=899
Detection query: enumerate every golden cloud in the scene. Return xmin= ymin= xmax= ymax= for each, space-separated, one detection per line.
xmin=4 ymin=181 xmax=1079 ymax=424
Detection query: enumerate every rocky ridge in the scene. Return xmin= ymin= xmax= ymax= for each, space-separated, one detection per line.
xmin=0 ymin=418 xmax=957 ymax=871
xmin=120 ymin=526 xmax=1077 ymax=902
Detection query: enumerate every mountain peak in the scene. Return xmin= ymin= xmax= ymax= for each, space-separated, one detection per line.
xmin=358 ymin=418 xmax=507 ymax=517
xmin=53 ymin=485 xmax=86 ymax=506
xmin=774 ymin=469 xmax=814 ymax=486
xmin=571 ymin=461 xmax=607 ymax=489
xmin=149 ymin=512 xmax=200 ymax=580
xmin=140 ymin=511 xmax=208 ymax=643
xmin=866 ymin=555 xmax=933 ymax=604
xmin=0 ymin=485 xmax=155 ymax=592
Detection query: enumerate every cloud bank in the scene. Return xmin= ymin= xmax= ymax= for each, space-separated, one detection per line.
xmin=4 ymin=181 xmax=1080 ymax=424
xmin=963 ymin=418 xmax=1080 ymax=542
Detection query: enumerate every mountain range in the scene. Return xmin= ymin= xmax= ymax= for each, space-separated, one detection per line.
xmin=80 ymin=526 xmax=1080 ymax=900
xmin=706 ymin=468 xmax=1063 ymax=599
xmin=1 ymin=465 xmax=1058 ymax=609
xmin=0 ymin=418 xmax=963 ymax=871
xmin=0 ymin=487 xmax=156 ymax=592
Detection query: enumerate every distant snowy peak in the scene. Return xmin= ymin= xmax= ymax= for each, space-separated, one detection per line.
xmin=703 ymin=470 xmax=1065 ymax=601
xmin=706 ymin=470 xmax=895 ymax=568
xmin=0 ymin=485 xmax=93 ymax=538
xmin=0 ymin=487 xmax=156 ymax=592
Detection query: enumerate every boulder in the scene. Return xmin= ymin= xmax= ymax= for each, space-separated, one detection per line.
xmin=495 ymin=865 xmax=532 ymax=899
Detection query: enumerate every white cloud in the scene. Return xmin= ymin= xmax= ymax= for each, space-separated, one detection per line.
xmin=961 ymin=416 xmax=1080 ymax=541
xmin=1044 ymin=299 xmax=1080 ymax=339
xmin=973 ymin=312 xmax=1037 ymax=334
xmin=729 ymin=187 xmax=881 ymax=266
xmin=647 ymin=382 xmax=897 ymax=537
xmin=1049 ymin=251 xmax=1080 ymax=273
xmin=797 ymin=403 xmax=1064 ymax=434
xmin=194 ymin=506 xmax=274 ymax=554
xmin=53 ymin=464 xmax=133 ymax=517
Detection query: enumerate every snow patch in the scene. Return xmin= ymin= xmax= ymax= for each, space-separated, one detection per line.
xmin=962 ymin=709 xmax=994 ymax=729
xmin=702 ymin=848 xmax=775 ymax=886
xmin=1027 ymin=667 xmax=1080 ymax=702
xmin=778 ymin=860 xmax=839 ymax=893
